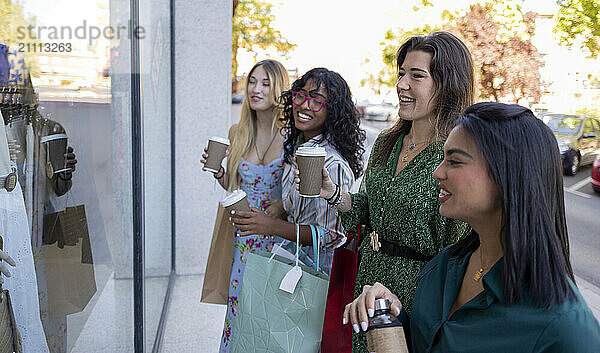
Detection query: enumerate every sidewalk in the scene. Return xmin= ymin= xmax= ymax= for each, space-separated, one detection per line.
xmin=575 ymin=275 xmax=600 ymax=321
xmin=160 ymin=274 xmax=600 ymax=352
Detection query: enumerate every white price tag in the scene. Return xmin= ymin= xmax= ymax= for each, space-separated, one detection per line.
xmin=279 ymin=265 xmax=302 ymax=294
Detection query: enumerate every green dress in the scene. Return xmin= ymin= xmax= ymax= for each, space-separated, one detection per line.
xmin=340 ymin=133 xmax=466 ymax=352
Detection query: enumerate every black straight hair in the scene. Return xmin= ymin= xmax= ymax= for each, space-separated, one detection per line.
xmin=449 ymin=102 xmax=575 ymax=308
xmin=280 ymin=67 xmax=366 ymax=178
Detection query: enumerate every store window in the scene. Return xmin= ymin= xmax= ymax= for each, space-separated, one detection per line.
xmin=1 ymin=0 xmax=172 ymax=351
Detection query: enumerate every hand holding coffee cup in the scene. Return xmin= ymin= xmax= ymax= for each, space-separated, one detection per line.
xmin=202 ymin=137 xmax=230 ymax=173
xmin=295 ymin=146 xmax=328 ymax=197
xmin=293 ymin=163 xmax=336 ymax=199
xmin=221 ymin=189 xmax=252 ymax=218
xmin=41 ymin=133 xmax=74 ymax=178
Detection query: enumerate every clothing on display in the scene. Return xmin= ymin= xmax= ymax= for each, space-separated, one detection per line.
xmin=0 ymin=109 xmax=49 ymax=353
xmin=1 ymin=44 xmax=83 ymax=352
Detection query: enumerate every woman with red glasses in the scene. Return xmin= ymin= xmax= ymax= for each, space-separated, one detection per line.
xmin=232 ymin=67 xmax=366 ymax=275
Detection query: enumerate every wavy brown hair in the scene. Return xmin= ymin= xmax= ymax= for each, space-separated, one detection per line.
xmin=370 ymin=31 xmax=474 ymax=169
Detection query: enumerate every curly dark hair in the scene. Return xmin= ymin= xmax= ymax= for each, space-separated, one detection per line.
xmin=279 ymin=68 xmax=366 ymax=178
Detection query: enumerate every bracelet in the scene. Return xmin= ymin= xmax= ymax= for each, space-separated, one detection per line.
xmin=327 ymin=185 xmax=342 ymax=206
xmin=330 ymin=189 xmax=343 ymax=207
xmin=325 ymin=184 xmax=340 ymax=203
xmin=213 ymin=166 xmax=225 ymax=180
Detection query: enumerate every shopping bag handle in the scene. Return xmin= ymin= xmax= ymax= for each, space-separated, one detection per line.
xmin=268 ymin=223 xmax=300 ymax=269
xmin=309 ymin=225 xmax=320 ymax=272
xmin=63 ymin=190 xmax=77 ymax=210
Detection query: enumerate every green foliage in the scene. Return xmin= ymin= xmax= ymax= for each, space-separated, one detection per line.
xmin=362 ymin=0 xmax=544 ymax=103
xmin=232 ymin=0 xmax=295 ymax=91
xmin=360 ymin=25 xmax=439 ymax=95
xmin=555 ymin=0 xmax=600 ymax=57
xmin=451 ymin=3 xmax=544 ymax=102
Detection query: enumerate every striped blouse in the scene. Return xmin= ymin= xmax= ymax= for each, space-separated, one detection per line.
xmin=282 ymin=134 xmax=355 ymax=273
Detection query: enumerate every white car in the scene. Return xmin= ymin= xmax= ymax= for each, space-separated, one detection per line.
xmin=364 ymin=103 xmax=398 ymax=122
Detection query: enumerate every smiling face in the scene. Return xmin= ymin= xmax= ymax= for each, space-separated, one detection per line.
xmin=247 ymin=65 xmax=273 ymax=112
xmin=433 ymin=127 xmax=502 ymax=228
xmin=396 ymin=50 xmax=437 ymax=123
xmin=293 ymin=79 xmax=328 ymax=140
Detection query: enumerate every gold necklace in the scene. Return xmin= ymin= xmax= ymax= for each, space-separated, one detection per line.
xmin=401 ymin=140 xmax=427 ymax=163
xmin=473 ymin=247 xmax=485 ymax=282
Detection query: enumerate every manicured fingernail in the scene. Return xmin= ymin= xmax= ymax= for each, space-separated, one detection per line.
xmin=394 ymin=306 xmax=401 ymax=315
xmin=360 ymin=321 xmax=368 ymax=331
xmin=342 ymin=317 xmax=347 ymax=325
xmin=352 ymin=324 xmax=360 ymax=333
xmin=368 ymin=308 xmax=374 ymax=318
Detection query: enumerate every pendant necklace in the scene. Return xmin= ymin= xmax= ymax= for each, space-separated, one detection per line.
xmin=254 ymin=130 xmax=278 ymax=165
xmin=473 ymin=247 xmax=485 ymax=282
xmin=401 ymin=140 xmax=427 ymax=163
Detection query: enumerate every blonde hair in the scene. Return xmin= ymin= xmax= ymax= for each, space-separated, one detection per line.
xmin=227 ymin=59 xmax=290 ymax=191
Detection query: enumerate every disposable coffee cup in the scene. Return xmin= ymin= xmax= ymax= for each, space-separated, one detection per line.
xmin=204 ymin=137 xmax=230 ymax=173
xmin=296 ymin=146 xmax=327 ymax=197
xmin=221 ymin=189 xmax=252 ymax=218
xmin=40 ymin=133 xmax=70 ymax=177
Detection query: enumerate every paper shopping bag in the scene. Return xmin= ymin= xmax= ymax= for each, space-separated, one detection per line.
xmin=230 ymin=251 xmax=329 ymax=353
xmin=41 ymin=240 xmax=97 ymax=318
xmin=43 ymin=205 xmax=90 ymax=249
xmin=321 ymin=225 xmax=362 ymax=353
xmin=201 ymin=205 xmax=234 ymax=304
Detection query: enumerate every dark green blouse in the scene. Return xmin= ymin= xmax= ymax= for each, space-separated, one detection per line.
xmin=340 ymin=133 xmax=466 ymax=352
xmin=411 ymin=247 xmax=600 ymax=352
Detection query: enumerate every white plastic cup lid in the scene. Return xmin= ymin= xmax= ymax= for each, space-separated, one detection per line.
xmin=296 ymin=146 xmax=326 ymax=157
xmin=220 ymin=189 xmax=247 ymax=207
xmin=209 ymin=137 xmax=230 ymax=146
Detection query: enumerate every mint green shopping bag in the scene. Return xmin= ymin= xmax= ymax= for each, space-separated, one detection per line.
xmin=230 ymin=233 xmax=330 ymax=353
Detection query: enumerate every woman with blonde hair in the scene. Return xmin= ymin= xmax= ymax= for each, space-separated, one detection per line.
xmin=201 ymin=59 xmax=290 ymax=352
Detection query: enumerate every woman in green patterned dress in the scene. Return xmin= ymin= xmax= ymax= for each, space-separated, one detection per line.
xmin=295 ymin=31 xmax=475 ymax=352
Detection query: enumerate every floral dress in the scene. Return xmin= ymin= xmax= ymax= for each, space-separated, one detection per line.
xmin=219 ymin=156 xmax=285 ymax=353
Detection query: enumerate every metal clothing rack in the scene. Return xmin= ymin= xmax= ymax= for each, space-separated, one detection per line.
xmin=0 ymin=84 xmax=39 ymax=125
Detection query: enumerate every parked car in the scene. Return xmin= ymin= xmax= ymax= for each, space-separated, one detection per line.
xmin=545 ymin=113 xmax=600 ymax=175
xmin=355 ymin=101 xmax=368 ymax=119
xmin=592 ymin=155 xmax=600 ymax=193
xmin=364 ymin=103 xmax=398 ymax=122
xmin=232 ymin=93 xmax=244 ymax=104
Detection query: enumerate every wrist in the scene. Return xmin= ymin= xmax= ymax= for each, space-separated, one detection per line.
xmin=324 ymin=183 xmax=337 ymax=200
xmin=213 ymin=166 xmax=225 ymax=180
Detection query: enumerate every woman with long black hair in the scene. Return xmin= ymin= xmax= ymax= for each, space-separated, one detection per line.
xmin=344 ymin=102 xmax=600 ymax=352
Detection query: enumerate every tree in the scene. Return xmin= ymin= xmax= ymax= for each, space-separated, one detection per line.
xmin=361 ymin=25 xmax=438 ymax=96
xmin=232 ymin=0 xmax=295 ymax=93
xmin=555 ymin=0 xmax=600 ymax=57
xmin=450 ymin=3 xmax=545 ymax=102
xmin=361 ymin=1 xmax=545 ymax=103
